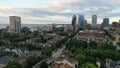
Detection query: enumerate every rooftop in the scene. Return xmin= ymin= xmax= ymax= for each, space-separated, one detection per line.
xmin=0 ymin=56 xmax=14 ymax=65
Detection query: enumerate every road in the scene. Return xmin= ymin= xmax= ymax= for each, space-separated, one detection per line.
xmin=33 ymin=38 xmax=69 ymax=68
xmin=52 ymin=38 xmax=70 ymax=59
xmin=52 ymin=45 xmax=66 ymax=58
xmin=106 ymin=36 xmax=120 ymax=50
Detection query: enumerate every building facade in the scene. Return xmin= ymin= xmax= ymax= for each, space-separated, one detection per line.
xmin=10 ymin=16 xmax=21 ymax=33
xmin=112 ymin=22 xmax=118 ymax=28
xmin=115 ymin=35 xmax=120 ymax=43
xmin=83 ymin=19 xmax=87 ymax=26
xmin=103 ymin=18 xmax=109 ymax=27
xmin=112 ymin=22 xmax=120 ymax=28
xmin=92 ymin=15 xmax=97 ymax=26
xmin=78 ymin=15 xmax=84 ymax=27
xmin=76 ymin=30 xmax=106 ymax=43
xmin=72 ymin=15 xmax=77 ymax=31
xmin=52 ymin=23 xmax=56 ymax=32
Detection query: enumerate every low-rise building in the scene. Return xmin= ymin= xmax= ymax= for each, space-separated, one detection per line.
xmin=30 ymin=27 xmax=38 ymax=32
xmin=38 ymin=26 xmax=52 ymax=32
xmin=47 ymin=33 xmax=58 ymax=38
xmin=106 ymin=59 xmax=120 ymax=68
xmin=30 ymin=26 xmax=52 ymax=32
xmin=6 ymin=26 xmax=14 ymax=33
xmin=112 ymin=22 xmax=120 ymax=28
xmin=50 ymin=55 xmax=78 ymax=68
xmin=64 ymin=26 xmax=73 ymax=32
xmin=115 ymin=35 xmax=120 ymax=43
xmin=84 ymin=24 xmax=91 ymax=30
xmin=0 ymin=56 xmax=14 ymax=68
xmin=76 ymin=30 xmax=106 ymax=42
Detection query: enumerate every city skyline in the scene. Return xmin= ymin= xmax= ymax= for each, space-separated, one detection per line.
xmin=0 ymin=0 xmax=120 ymax=24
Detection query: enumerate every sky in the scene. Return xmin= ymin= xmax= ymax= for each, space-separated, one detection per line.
xmin=0 ymin=0 xmax=120 ymax=24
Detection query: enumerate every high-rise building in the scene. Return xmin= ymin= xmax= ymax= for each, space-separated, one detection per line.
xmin=103 ymin=18 xmax=109 ymax=27
xmin=92 ymin=15 xmax=97 ymax=26
xmin=10 ymin=16 xmax=21 ymax=33
xmin=72 ymin=15 xmax=77 ymax=31
xmin=78 ymin=15 xmax=84 ymax=27
xmin=83 ymin=19 xmax=87 ymax=26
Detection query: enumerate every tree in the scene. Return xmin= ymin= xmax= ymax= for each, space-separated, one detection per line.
xmin=25 ymin=43 xmax=39 ymax=50
xmin=81 ymin=62 xmax=96 ymax=68
xmin=5 ymin=60 xmax=24 ymax=68
xmin=117 ymin=42 xmax=120 ymax=47
xmin=21 ymin=27 xmax=30 ymax=33
xmin=56 ymin=37 xmax=68 ymax=48
xmin=11 ymin=42 xmax=18 ymax=47
xmin=66 ymin=38 xmax=87 ymax=51
xmin=103 ymin=30 xmax=114 ymax=40
xmin=42 ymin=47 xmax=52 ymax=57
xmin=89 ymin=41 xmax=97 ymax=48
xmin=97 ymin=42 xmax=116 ymax=50
xmin=25 ymin=56 xmax=45 ymax=68
xmin=40 ymin=60 xmax=48 ymax=68
xmin=75 ymin=54 xmax=85 ymax=62
xmin=0 ymin=40 xmax=4 ymax=46
xmin=26 ymin=56 xmax=37 ymax=68
xmin=0 ymin=50 xmax=5 ymax=57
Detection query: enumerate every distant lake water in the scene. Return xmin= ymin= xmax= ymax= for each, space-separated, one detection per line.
xmin=0 ymin=24 xmax=70 ymax=29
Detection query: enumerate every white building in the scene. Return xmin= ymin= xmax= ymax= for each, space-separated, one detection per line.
xmin=92 ymin=15 xmax=97 ymax=26
xmin=10 ymin=16 xmax=21 ymax=33
xmin=30 ymin=27 xmax=38 ymax=32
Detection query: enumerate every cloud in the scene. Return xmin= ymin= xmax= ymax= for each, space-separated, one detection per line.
xmin=0 ymin=6 xmax=13 ymax=10
xmin=0 ymin=0 xmax=120 ymax=24
xmin=38 ymin=0 xmax=89 ymax=13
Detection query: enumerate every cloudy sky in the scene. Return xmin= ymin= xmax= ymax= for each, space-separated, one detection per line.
xmin=0 ymin=0 xmax=120 ymax=24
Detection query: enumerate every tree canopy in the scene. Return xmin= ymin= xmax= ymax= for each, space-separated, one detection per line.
xmin=66 ymin=38 xmax=120 ymax=67
xmin=42 ymin=47 xmax=52 ymax=57
xmin=81 ymin=62 xmax=96 ymax=68
xmin=5 ymin=60 xmax=24 ymax=68
xmin=75 ymin=54 xmax=85 ymax=62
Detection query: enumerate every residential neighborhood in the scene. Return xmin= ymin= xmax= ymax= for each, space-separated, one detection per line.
xmin=0 ymin=0 xmax=120 ymax=68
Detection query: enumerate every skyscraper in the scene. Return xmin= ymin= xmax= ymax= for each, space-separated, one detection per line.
xmin=83 ymin=19 xmax=87 ymax=26
xmin=10 ymin=16 xmax=21 ymax=33
xmin=72 ymin=15 xmax=77 ymax=31
xmin=78 ymin=15 xmax=84 ymax=27
xmin=92 ymin=15 xmax=97 ymax=26
xmin=103 ymin=18 xmax=109 ymax=27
